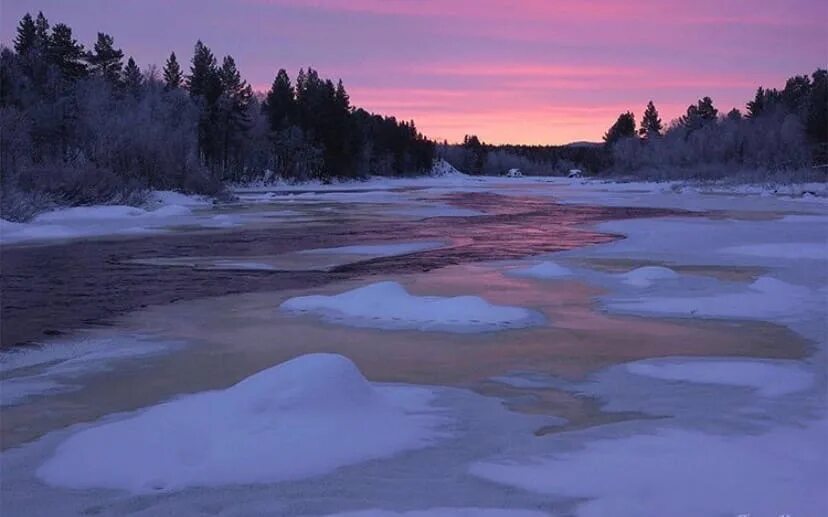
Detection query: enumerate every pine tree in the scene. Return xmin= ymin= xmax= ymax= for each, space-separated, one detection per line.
xmin=746 ymin=87 xmax=765 ymax=118
xmin=162 ymin=52 xmax=183 ymax=90
xmin=14 ymin=13 xmax=36 ymax=55
xmin=263 ymin=69 xmax=295 ymax=130
xmin=217 ymin=55 xmax=253 ymax=175
xmin=335 ymin=79 xmax=350 ymax=112
xmin=807 ymin=69 xmax=828 ymax=143
xmin=781 ymin=74 xmax=811 ymax=113
xmin=638 ymin=100 xmax=662 ymax=138
xmin=88 ymin=32 xmax=124 ymax=85
xmin=33 ymin=12 xmax=50 ymax=52
xmin=187 ymin=41 xmax=223 ymax=167
xmin=680 ymin=97 xmax=718 ymax=131
xmin=187 ymin=41 xmax=220 ymax=102
xmin=604 ymin=112 xmax=636 ymax=145
xmin=123 ymin=57 xmax=142 ymax=94
xmin=48 ymin=23 xmax=87 ymax=80
xmin=726 ymin=108 xmax=742 ymax=121
xmin=697 ymin=96 xmax=718 ymax=120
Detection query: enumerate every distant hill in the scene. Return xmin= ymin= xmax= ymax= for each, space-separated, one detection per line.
xmin=565 ymin=141 xmax=602 ymax=148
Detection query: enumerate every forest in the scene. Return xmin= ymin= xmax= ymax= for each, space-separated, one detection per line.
xmin=0 ymin=12 xmax=435 ymax=220
xmin=442 ymin=69 xmax=827 ymax=180
xmin=2 ymin=11 xmax=825 ymax=222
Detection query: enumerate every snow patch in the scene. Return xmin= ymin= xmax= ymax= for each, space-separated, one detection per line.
xmin=619 ymin=266 xmax=678 ymax=287
xmin=511 ymin=261 xmax=572 ymax=279
xmin=36 ymin=354 xmax=448 ymax=493
xmin=607 ymin=276 xmax=812 ymax=321
xmin=625 ymin=357 xmax=812 ymax=396
xmin=470 ymin=418 xmax=828 ymax=517
xmin=280 ymin=281 xmax=542 ymax=332
xmin=722 ymin=242 xmax=826 ymax=260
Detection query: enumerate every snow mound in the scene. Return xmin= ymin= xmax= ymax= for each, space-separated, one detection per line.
xmin=36 ymin=354 xmax=447 ymax=493
xmin=511 ymin=261 xmax=572 ymax=279
xmin=280 ymin=281 xmax=542 ymax=332
xmin=470 ymin=418 xmax=828 ymax=517
xmin=620 ymin=266 xmax=678 ymax=287
xmin=625 ymin=357 xmax=812 ymax=396
xmin=430 ymin=159 xmax=464 ymax=177
xmin=607 ymin=276 xmax=811 ymax=321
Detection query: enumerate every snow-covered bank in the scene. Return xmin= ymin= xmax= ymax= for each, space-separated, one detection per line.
xmin=5 ymin=172 xmax=825 ymax=245
xmin=36 ymin=354 xmax=448 ymax=493
xmin=281 ymin=281 xmax=543 ymax=332
xmin=0 ymin=191 xmax=214 ymax=245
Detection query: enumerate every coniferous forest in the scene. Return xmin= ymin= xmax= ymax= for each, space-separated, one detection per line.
xmin=0 ymin=12 xmax=435 ymax=220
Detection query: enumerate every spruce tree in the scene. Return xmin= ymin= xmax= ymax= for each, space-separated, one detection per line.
xmin=697 ymin=96 xmax=718 ymax=121
xmin=726 ymin=108 xmax=742 ymax=121
xmin=14 ymin=13 xmax=36 ymax=55
xmin=218 ymin=55 xmax=252 ymax=122
xmin=217 ymin=55 xmax=253 ymax=175
xmin=48 ymin=23 xmax=87 ymax=80
xmin=680 ymin=97 xmax=718 ymax=131
xmin=187 ymin=41 xmax=220 ymax=102
xmin=88 ymin=32 xmax=124 ymax=85
xmin=33 ymin=12 xmax=50 ymax=52
xmin=807 ymin=69 xmax=828 ymax=143
xmin=123 ymin=57 xmax=142 ymax=94
xmin=187 ymin=41 xmax=222 ymax=168
xmin=638 ymin=101 xmax=662 ymax=138
xmin=746 ymin=87 xmax=765 ymax=118
xmin=263 ymin=69 xmax=295 ymax=130
xmin=162 ymin=52 xmax=183 ymax=90
xmin=335 ymin=79 xmax=350 ymax=111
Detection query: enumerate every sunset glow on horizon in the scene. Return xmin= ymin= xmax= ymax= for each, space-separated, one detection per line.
xmin=3 ymin=0 xmax=825 ymax=145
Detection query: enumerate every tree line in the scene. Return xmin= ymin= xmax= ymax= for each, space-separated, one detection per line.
xmin=1 ymin=12 xmax=435 ymax=219
xmin=441 ymin=70 xmax=827 ymax=179
xmin=602 ymin=70 xmax=827 ymax=178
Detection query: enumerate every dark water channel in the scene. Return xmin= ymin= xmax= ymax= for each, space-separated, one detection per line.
xmin=0 ymin=192 xmax=678 ymax=348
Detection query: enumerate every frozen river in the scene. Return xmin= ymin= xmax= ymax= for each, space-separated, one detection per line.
xmin=1 ymin=175 xmax=826 ymax=516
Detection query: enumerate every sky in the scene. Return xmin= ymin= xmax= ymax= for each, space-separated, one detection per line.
xmin=2 ymin=0 xmax=825 ymax=145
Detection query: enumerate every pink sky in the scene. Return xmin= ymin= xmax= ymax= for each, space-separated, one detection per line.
xmin=2 ymin=0 xmax=825 ymax=144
